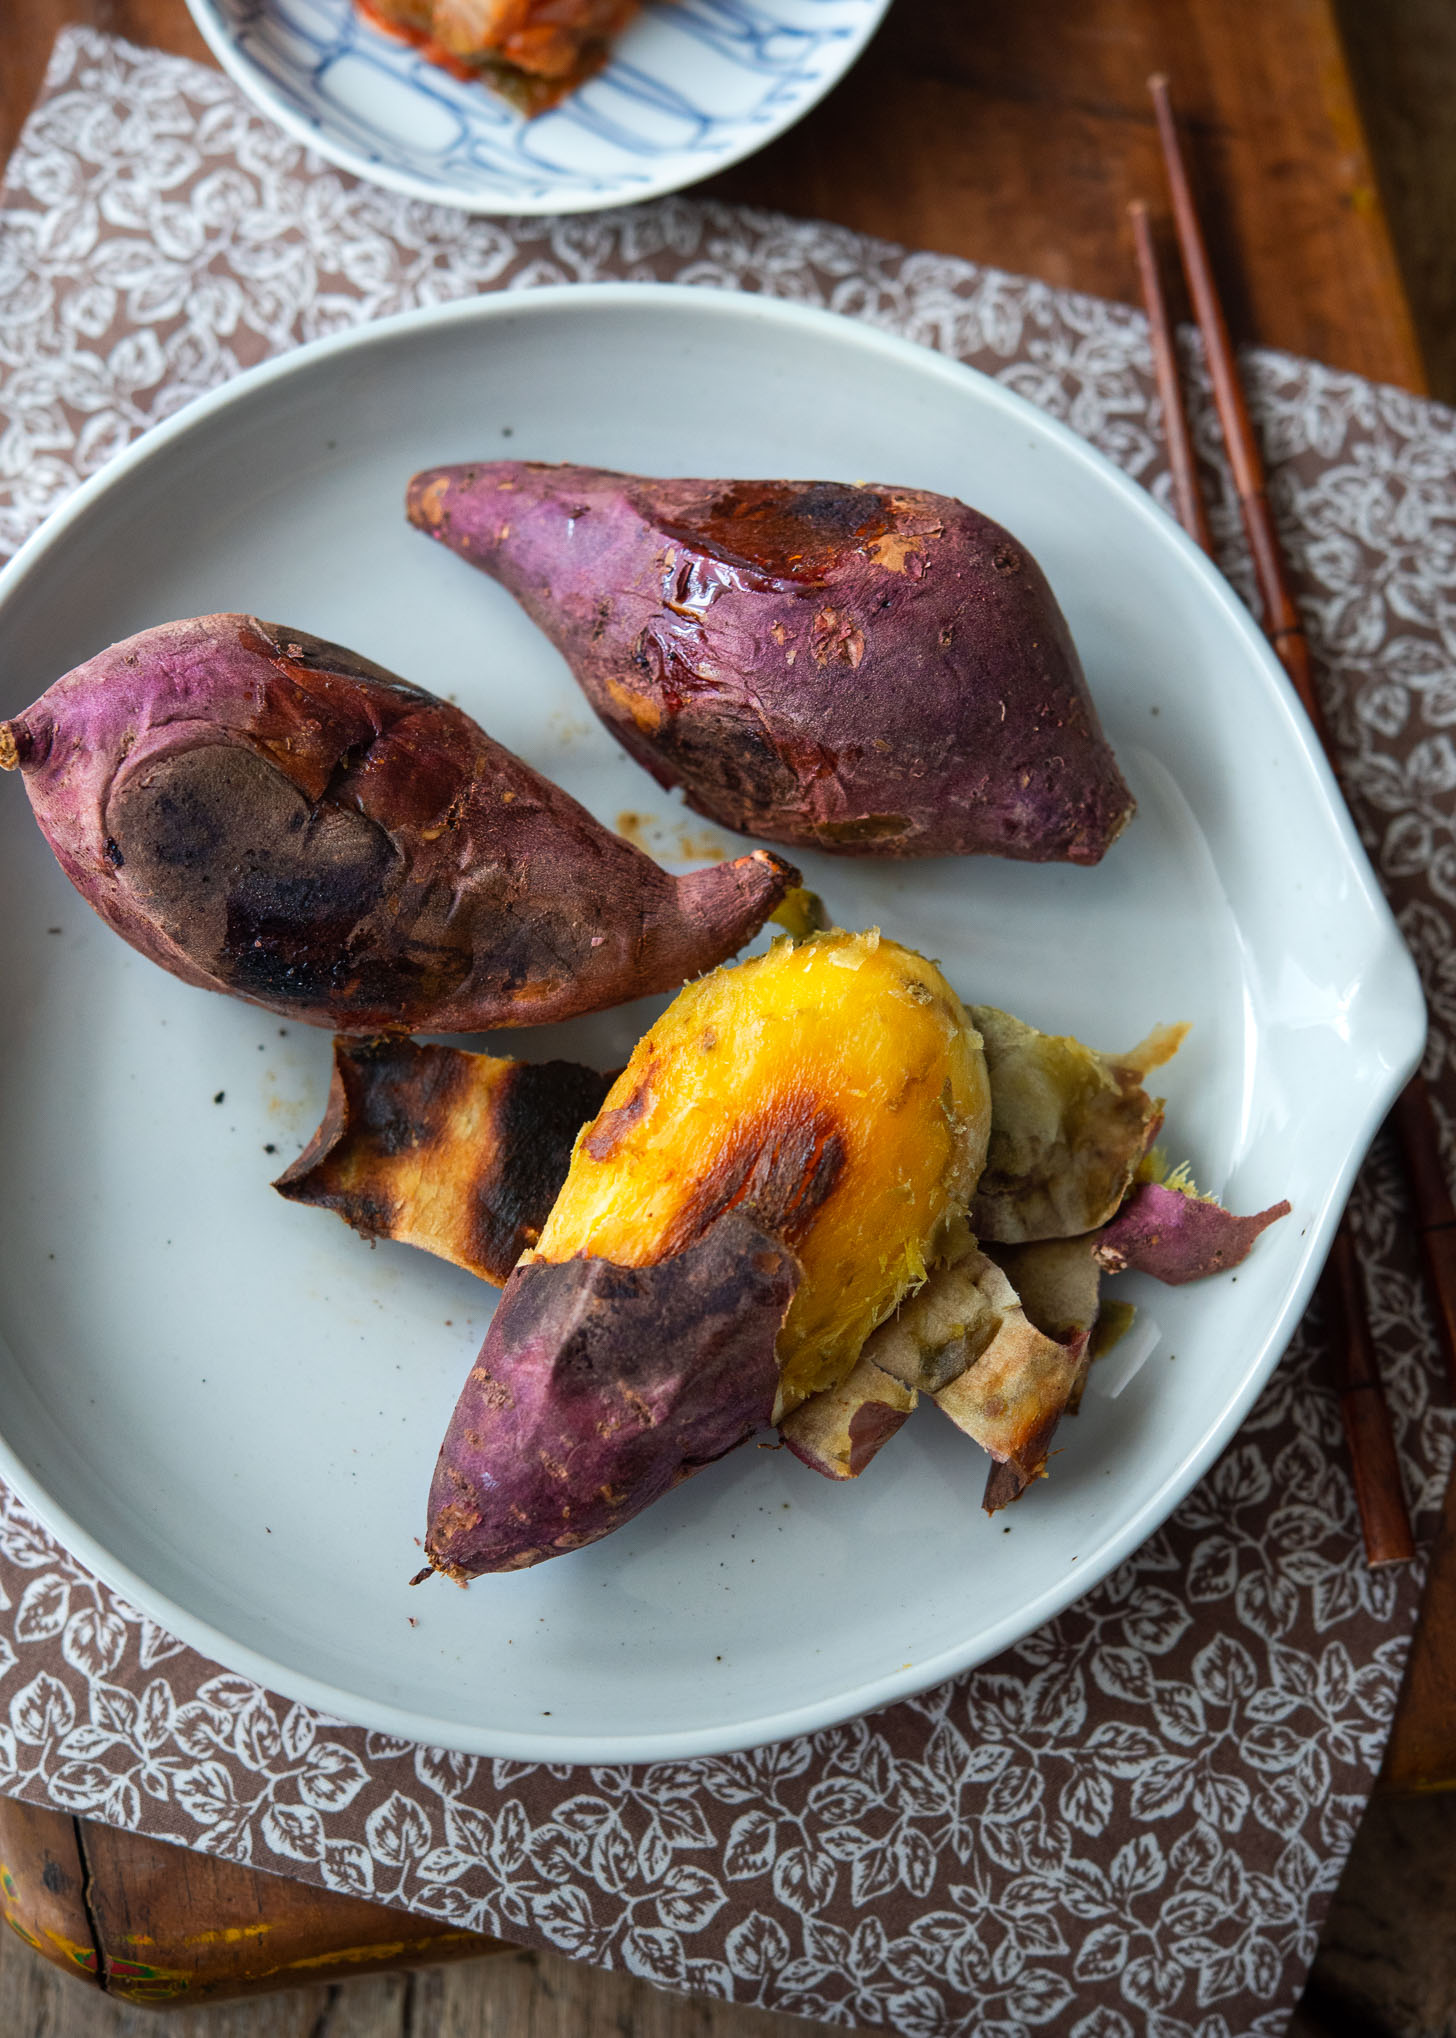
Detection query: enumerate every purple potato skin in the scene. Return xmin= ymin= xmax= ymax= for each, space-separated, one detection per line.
xmin=425 ymin=1211 xmax=800 ymax=1578
xmin=0 ymin=615 xmax=795 ymax=1034
xmin=1095 ymin=1182 xmax=1292 ymax=1285
xmin=406 ymin=461 xmax=1135 ymax=863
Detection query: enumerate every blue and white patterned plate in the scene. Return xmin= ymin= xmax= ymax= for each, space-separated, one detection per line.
xmin=184 ymin=0 xmax=892 ymax=214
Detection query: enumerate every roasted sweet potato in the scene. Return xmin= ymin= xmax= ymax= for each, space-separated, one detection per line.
xmin=274 ymin=1038 xmax=614 ymax=1283
xmin=0 ymin=615 xmax=795 ymax=1034
xmin=531 ymin=929 xmax=991 ymax=1413
xmin=970 ymin=1006 xmax=1186 ymax=1243
xmin=422 ymin=930 xmax=989 ymax=1576
xmin=405 ymin=462 xmax=1136 ymax=864
xmin=426 ymin=1211 xmax=799 ymax=1578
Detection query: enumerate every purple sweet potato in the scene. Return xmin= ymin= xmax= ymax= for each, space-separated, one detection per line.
xmin=1095 ymin=1179 xmax=1291 ymax=1284
xmin=405 ymin=461 xmax=1135 ymax=863
xmin=424 ymin=1211 xmax=799 ymax=1578
xmin=0 ymin=615 xmax=795 ymax=1033
xmin=417 ymin=931 xmax=987 ymax=1571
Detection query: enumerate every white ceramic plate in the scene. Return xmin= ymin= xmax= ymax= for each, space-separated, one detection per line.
xmin=0 ymin=286 xmax=1424 ymax=1760
xmin=184 ymin=0 xmax=891 ymax=214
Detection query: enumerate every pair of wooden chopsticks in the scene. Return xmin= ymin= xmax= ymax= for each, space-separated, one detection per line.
xmin=1132 ymin=76 xmax=1439 ymax=1569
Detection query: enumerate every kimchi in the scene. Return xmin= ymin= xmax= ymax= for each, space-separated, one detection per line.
xmin=359 ymin=0 xmax=644 ymax=112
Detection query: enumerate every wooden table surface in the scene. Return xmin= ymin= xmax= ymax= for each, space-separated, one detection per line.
xmin=1 ymin=3 xmax=1454 ymax=2034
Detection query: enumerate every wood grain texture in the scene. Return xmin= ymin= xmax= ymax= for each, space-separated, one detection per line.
xmin=707 ymin=0 xmax=1425 ymax=392
xmin=0 ymin=1924 xmax=838 ymax=2037
xmin=1333 ymin=0 xmax=1456 ymax=402
xmin=0 ymin=1800 xmax=101 ymax=1988
xmin=79 ymin=1818 xmax=507 ymax=2005
xmin=1292 ymin=1793 xmax=1456 ymax=2038
xmin=416 ymin=1950 xmax=844 ymax=2037
xmin=0 ymin=1905 xmax=413 ymax=2038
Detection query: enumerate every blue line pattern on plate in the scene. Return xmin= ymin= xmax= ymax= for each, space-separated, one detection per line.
xmin=199 ymin=0 xmax=882 ymax=208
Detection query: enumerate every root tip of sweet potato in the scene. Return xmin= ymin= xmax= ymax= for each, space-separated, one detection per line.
xmin=0 ymin=719 xmax=27 ymax=772
xmin=408 ymin=1562 xmax=435 ymax=1586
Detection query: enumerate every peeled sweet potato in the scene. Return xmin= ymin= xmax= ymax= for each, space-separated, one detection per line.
xmin=423 ymin=929 xmax=989 ymax=1576
xmin=274 ymin=1038 xmax=614 ymax=1283
xmin=405 ymin=461 xmax=1135 ymax=863
xmin=969 ymin=1006 xmax=1186 ymax=1243
xmin=531 ymin=929 xmax=991 ymax=1414
xmin=0 ymin=615 xmax=795 ymax=1034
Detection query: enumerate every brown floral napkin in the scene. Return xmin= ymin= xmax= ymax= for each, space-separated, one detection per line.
xmin=2 ymin=27 xmax=1454 ymax=2034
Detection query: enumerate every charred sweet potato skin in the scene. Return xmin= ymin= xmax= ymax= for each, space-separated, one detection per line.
xmin=406 ymin=462 xmax=1135 ymax=863
xmin=275 ymin=1038 xmax=613 ymax=1282
xmin=1 ymin=615 xmax=794 ymax=1033
xmin=425 ymin=1211 xmax=798 ymax=1578
xmin=534 ymin=929 xmax=991 ymax=1411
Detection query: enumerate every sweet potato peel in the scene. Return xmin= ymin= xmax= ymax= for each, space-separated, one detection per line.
xmin=864 ymin=1239 xmax=1086 ymax=1508
xmin=987 ymin=1233 xmax=1104 ymax=1418
xmin=274 ymin=1037 xmax=613 ymax=1283
xmin=423 ymin=1211 xmax=799 ymax=1579
xmin=969 ymin=1006 xmax=1187 ymax=1243
xmin=1095 ymin=1180 xmax=1291 ymax=1284
xmin=778 ymin=1355 xmax=917 ymax=1480
xmin=405 ymin=462 xmax=1135 ymax=864
xmin=0 ymin=614 xmax=796 ymax=1034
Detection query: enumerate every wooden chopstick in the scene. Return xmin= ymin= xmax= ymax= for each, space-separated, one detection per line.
xmin=1147 ymin=76 xmax=1327 ymax=745
xmin=1128 ymin=201 xmax=1211 ymax=555
xmin=1145 ymin=83 xmax=1454 ymax=1382
xmin=1130 ymin=123 xmax=1416 ymax=1568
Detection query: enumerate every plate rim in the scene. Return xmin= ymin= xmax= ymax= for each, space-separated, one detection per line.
xmin=181 ymin=0 xmax=895 ymax=216
xmin=0 ymin=281 xmax=1427 ymax=1759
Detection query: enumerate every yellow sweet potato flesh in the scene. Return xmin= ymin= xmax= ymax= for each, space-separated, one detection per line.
xmin=533 ymin=930 xmax=990 ymax=1412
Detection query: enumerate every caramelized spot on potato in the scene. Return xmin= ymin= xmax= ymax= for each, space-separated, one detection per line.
xmin=582 ymin=1070 xmax=654 ymax=1160
xmin=410 ymin=472 xmax=454 ymax=529
xmin=535 ymin=930 xmax=990 ymax=1409
xmin=660 ymin=1097 xmax=845 ymax=1255
xmin=653 ymin=481 xmax=893 ymax=584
